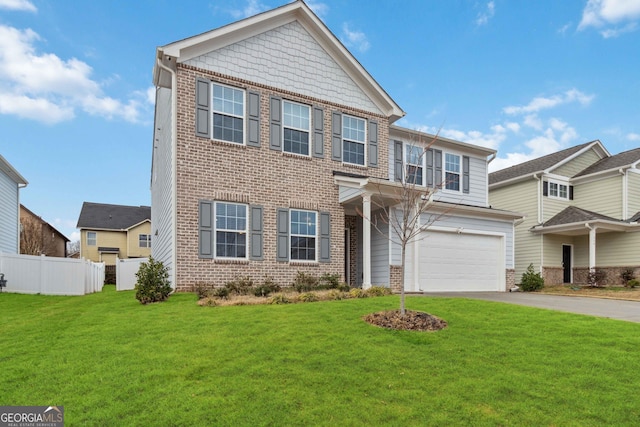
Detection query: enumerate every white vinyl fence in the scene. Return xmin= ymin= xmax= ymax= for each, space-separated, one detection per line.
xmin=0 ymin=252 xmax=105 ymax=295
xmin=116 ymin=257 xmax=146 ymax=291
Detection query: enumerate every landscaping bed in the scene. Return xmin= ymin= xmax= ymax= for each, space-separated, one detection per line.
xmin=538 ymin=284 xmax=640 ymax=301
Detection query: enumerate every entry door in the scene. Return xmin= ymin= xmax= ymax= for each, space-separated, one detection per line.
xmin=344 ymin=228 xmax=350 ymax=285
xmin=562 ymin=245 xmax=572 ymax=283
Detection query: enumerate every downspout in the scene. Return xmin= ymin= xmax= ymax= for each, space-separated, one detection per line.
xmin=155 ymin=56 xmax=178 ymax=289
xmin=533 ymin=173 xmax=543 ymax=274
xmin=486 ymin=153 xmax=496 ymax=206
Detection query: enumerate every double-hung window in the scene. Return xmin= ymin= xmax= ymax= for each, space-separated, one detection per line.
xmin=405 ymin=144 xmax=425 ymax=185
xmin=139 ymin=234 xmax=151 ymax=248
xmin=212 ymin=83 xmax=245 ymax=144
xmin=290 ymin=210 xmax=317 ymax=261
xmin=87 ymin=231 xmax=96 ymax=246
xmin=215 ymin=202 xmax=247 ymax=258
xmin=342 ymin=115 xmax=366 ymax=165
xmin=549 ymin=181 xmax=569 ymax=199
xmin=283 ymin=101 xmax=311 ymax=155
xmin=445 ymin=153 xmax=461 ymax=191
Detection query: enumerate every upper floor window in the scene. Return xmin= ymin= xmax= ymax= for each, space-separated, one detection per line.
xmin=283 ymin=101 xmax=310 ymax=156
xmin=139 ymin=234 xmax=151 ymax=248
xmin=87 ymin=231 xmax=96 ymax=246
xmin=290 ymin=209 xmax=317 ymax=262
xmin=445 ymin=153 xmax=461 ymax=191
xmin=212 ymin=83 xmax=245 ymax=144
xmin=215 ymin=202 xmax=247 ymax=259
xmin=405 ymin=144 xmax=425 ymax=185
xmin=342 ymin=115 xmax=366 ymax=166
xmin=549 ymin=181 xmax=569 ymax=199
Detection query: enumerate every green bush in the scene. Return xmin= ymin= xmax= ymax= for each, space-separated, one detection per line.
xmin=225 ymin=277 xmax=254 ymax=295
xmin=135 ymin=257 xmax=172 ymax=304
xmin=626 ymin=279 xmax=640 ymax=289
xmin=212 ymin=287 xmax=230 ymax=299
xmin=319 ymin=273 xmax=341 ymax=289
xmin=520 ymin=264 xmax=544 ymax=292
xmin=621 ymin=268 xmax=636 ymax=284
xmin=193 ymin=282 xmax=211 ymax=299
xmin=253 ymin=276 xmax=281 ymax=297
xmin=292 ymin=271 xmax=319 ymax=293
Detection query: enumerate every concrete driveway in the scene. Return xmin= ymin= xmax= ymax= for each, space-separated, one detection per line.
xmin=423 ymin=292 xmax=640 ymax=323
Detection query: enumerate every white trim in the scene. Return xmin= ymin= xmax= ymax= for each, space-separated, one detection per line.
xmin=214 ymin=201 xmax=249 ymax=260
xmin=403 ymin=142 xmax=426 ymax=186
xmin=211 ymin=82 xmax=247 ymax=146
xmin=282 ymin=99 xmax=312 ymax=157
xmin=443 ymin=152 xmax=462 ymax=193
xmin=341 ymin=113 xmax=367 ymax=167
xmin=289 ymin=208 xmax=318 ymax=263
xmin=547 ymin=179 xmax=569 ymax=200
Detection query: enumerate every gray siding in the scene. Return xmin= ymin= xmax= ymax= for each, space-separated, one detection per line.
xmin=185 ymin=21 xmax=380 ymax=116
xmin=552 ymin=149 xmax=601 ymax=177
xmin=0 ymin=169 xmax=19 ymax=253
xmin=370 ymin=210 xmax=390 ymax=286
xmin=574 ymin=176 xmax=622 ymax=219
xmin=151 ymin=87 xmax=175 ymax=285
xmin=628 ymin=172 xmax=640 ymax=217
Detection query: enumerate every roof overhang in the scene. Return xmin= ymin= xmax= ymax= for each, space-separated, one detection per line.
xmin=0 ymin=154 xmax=28 ymax=186
xmin=153 ymin=1 xmax=405 ymax=122
xmin=389 ymin=125 xmax=496 ymax=158
xmin=531 ymin=220 xmax=639 ymax=236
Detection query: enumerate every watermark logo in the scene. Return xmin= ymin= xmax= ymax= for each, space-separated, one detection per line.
xmin=0 ymin=406 xmax=64 ymax=427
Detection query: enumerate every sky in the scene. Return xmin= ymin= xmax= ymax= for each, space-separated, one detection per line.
xmin=1 ymin=0 xmax=639 ymax=244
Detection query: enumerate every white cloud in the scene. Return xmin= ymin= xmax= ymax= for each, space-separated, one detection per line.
xmin=341 ymin=23 xmax=370 ymax=53
xmin=0 ymin=0 xmax=36 ymax=12
xmin=503 ymin=89 xmax=594 ymax=115
xmin=0 ymin=25 xmax=148 ymax=124
xmin=578 ymin=0 xmax=640 ymax=37
xmin=628 ymin=132 xmax=640 ymax=141
xmin=489 ymin=153 xmax=538 ymax=173
xmin=476 ymin=1 xmax=495 ymax=26
xmin=230 ymin=0 xmax=269 ymax=19
xmin=523 ymin=114 xmax=544 ymax=130
xmin=306 ymin=0 xmax=329 ymax=18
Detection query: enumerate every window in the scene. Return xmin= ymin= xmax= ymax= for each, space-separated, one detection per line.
xmin=283 ymin=101 xmax=310 ymax=155
xmin=405 ymin=144 xmax=424 ymax=185
xmin=215 ymin=202 xmax=247 ymax=258
xmin=342 ymin=115 xmax=366 ymax=165
xmin=549 ymin=181 xmax=569 ymax=199
xmin=212 ymin=83 xmax=244 ymax=144
xmin=87 ymin=231 xmax=96 ymax=246
xmin=445 ymin=153 xmax=461 ymax=191
xmin=139 ymin=234 xmax=151 ymax=248
xmin=290 ymin=210 xmax=317 ymax=261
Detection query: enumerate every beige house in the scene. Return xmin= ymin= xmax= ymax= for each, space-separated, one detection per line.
xmin=76 ymin=202 xmax=151 ymax=265
xmin=20 ymin=204 xmax=69 ymax=257
xmin=151 ymin=1 xmax=521 ymax=292
xmin=489 ymin=141 xmax=640 ymax=285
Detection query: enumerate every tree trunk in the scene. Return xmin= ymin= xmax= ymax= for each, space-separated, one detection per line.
xmin=400 ymin=243 xmax=406 ymax=316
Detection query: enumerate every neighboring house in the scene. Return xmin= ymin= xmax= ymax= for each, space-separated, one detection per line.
xmin=76 ymin=202 xmax=151 ymax=265
xmin=489 ymin=140 xmax=640 ymax=285
xmin=0 ymin=155 xmax=28 ymax=254
xmin=20 ymin=204 xmax=70 ymax=257
xmin=151 ymin=0 xmax=521 ymax=292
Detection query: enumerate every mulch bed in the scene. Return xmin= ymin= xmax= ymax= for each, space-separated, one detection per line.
xmin=363 ymin=309 xmax=447 ymax=332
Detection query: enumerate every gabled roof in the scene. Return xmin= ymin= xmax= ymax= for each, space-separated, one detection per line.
xmin=489 ymin=141 xmax=599 ymax=186
xmin=389 ymin=125 xmax=496 ymax=157
xmin=0 ymin=154 xmax=28 ymax=186
xmin=77 ymin=202 xmax=151 ymax=231
xmin=574 ymin=147 xmax=640 ymax=177
xmin=630 ymin=211 xmax=640 ymax=223
xmin=530 ymin=205 xmax=638 ymax=235
xmin=21 ymin=204 xmax=70 ymax=242
xmin=153 ymin=0 xmax=404 ymax=121
xmin=542 ymin=206 xmax=621 ymax=227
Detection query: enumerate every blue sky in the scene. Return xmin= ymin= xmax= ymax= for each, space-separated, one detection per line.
xmin=1 ymin=0 xmax=639 ymax=243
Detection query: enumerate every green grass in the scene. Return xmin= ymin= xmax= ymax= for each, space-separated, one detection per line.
xmin=2 ymin=286 xmax=640 ymax=426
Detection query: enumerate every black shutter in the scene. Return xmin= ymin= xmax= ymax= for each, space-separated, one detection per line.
xmin=319 ymin=211 xmax=331 ymax=263
xmin=368 ymin=120 xmax=378 ymax=167
xmin=434 ymin=149 xmax=443 ymax=188
xmin=276 ymin=208 xmax=289 ymax=262
xmin=269 ymin=97 xmax=282 ymax=150
xmin=247 ymin=91 xmax=260 ymax=148
xmin=331 ymin=111 xmax=342 ymax=161
xmin=312 ymin=107 xmax=324 ymax=158
xmin=394 ymin=140 xmax=403 ymax=182
xmin=569 ymin=185 xmax=574 ymax=200
xmin=426 ymin=149 xmax=434 ymax=187
xmin=543 ymin=181 xmax=548 ymax=196
xmin=198 ymin=200 xmax=213 ymax=259
xmin=463 ymin=155 xmax=470 ymax=194
xmin=195 ymin=78 xmax=210 ymax=138
xmin=249 ymin=205 xmax=263 ymax=260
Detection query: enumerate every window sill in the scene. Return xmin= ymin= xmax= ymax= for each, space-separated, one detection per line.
xmin=288 ymin=261 xmax=319 ymax=266
xmin=211 ymin=139 xmax=247 ymax=149
xmin=282 ymin=151 xmax=312 ymax=160
xmin=342 ymin=162 xmax=368 ymax=170
xmin=214 ymin=258 xmax=250 ymax=265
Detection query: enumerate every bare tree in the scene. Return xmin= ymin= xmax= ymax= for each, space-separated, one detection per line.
xmin=67 ymin=240 xmax=80 ymax=256
xmin=20 ymin=215 xmax=44 ymax=255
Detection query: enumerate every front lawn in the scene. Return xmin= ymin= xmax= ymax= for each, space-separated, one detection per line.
xmin=2 ymin=286 xmax=640 ymax=425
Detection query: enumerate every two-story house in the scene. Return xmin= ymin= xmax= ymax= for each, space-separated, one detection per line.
xmin=489 ymin=140 xmax=640 ymax=285
xmin=0 ymin=154 xmax=28 ymax=254
xmin=151 ymin=0 xmax=521 ymax=292
xmin=20 ymin=205 xmax=69 ymax=257
xmin=76 ymin=202 xmax=151 ymax=265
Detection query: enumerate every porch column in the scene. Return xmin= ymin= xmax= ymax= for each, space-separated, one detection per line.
xmin=362 ymin=193 xmax=371 ymax=289
xmin=587 ymin=223 xmax=597 ymax=271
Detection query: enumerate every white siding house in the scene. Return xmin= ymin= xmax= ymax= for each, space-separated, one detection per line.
xmin=0 ymin=155 xmax=28 ymax=254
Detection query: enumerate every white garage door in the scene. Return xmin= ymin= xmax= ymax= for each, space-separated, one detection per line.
xmin=415 ymin=230 xmax=504 ymax=292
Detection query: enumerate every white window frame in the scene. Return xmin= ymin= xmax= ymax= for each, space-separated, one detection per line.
xmin=139 ymin=234 xmax=151 ymax=248
xmin=212 ymin=82 xmax=246 ymax=145
xmin=444 ymin=152 xmax=461 ymax=192
xmin=548 ymin=180 xmax=569 ymax=200
xmin=214 ymin=202 xmax=248 ymax=260
xmin=290 ymin=209 xmax=318 ymax=262
xmin=342 ymin=114 xmax=367 ymax=166
xmin=283 ymin=100 xmax=311 ymax=156
xmin=404 ymin=143 xmax=425 ymax=186
xmin=87 ymin=231 xmax=96 ymax=246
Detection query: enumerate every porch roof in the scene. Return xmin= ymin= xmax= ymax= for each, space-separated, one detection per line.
xmin=530 ymin=206 xmax=640 ymax=235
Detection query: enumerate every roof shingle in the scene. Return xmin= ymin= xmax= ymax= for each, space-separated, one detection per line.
xmin=574 ymin=147 xmax=640 ymax=177
xmin=76 ymin=202 xmax=151 ymax=230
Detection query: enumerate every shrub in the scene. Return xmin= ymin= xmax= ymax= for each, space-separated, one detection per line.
xmin=327 ymin=289 xmax=347 ymax=300
xmin=319 ymin=273 xmax=341 ymax=289
xmin=626 ymin=279 xmax=640 ymax=289
xmin=212 ymin=287 xmax=230 ymax=299
xmin=193 ymin=282 xmax=211 ymax=299
xmin=297 ymin=292 xmax=319 ymax=303
xmin=366 ymin=286 xmax=392 ymax=297
xmin=254 ymin=276 xmax=281 ymax=297
xmin=268 ymin=294 xmax=291 ymax=305
xmin=349 ymin=288 xmax=367 ymax=298
xmin=292 ymin=271 xmax=319 ymax=293
xmin=225 ymin=276 xmax=254 ymax=295
xmin=520 ymin=264 xmax=544 ymax=292
xmin=587 ymin=268 xmax=607 ymax=288
xmin=337 ymin=283 xmax=351 ymax=292
xmin=621 ymin=268 xmax=636 ymax=284
xmin=135 ymin=257 xmax=172 ymax=304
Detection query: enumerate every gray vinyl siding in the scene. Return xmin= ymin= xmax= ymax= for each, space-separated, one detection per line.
xmin=371 ymin=210 xmax=390 ymax=286
xmin=0 ymin=169 xmax=19 ymax=253
xmin=573 ymin=176 xmax=623 ymax=219
xmin=542 ymin=197 xmax=572 ymax=223
xmin=552 ymin=149 xmax=601 ymax=177
xmin=593 ymin=232 xmax=640 ymax=266
xmin=339 ymin=186 xmax=362 ymax=203
xmin=151 ymin=87 xmax=175 ymax=286
xmin=490 ymin=179 xmax=542 ymax=278
xmin=628 ymin=172 xmax=640 ymax=217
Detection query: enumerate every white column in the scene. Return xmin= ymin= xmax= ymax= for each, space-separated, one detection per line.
xmin=362 ymin=193 xmax=371 ymax=289
xmin=587 ymin=224 xmax=597 ymax=271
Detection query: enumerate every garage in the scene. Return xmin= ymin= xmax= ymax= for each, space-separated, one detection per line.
xmin=407 ymin=230 xmax=504 ymax=292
